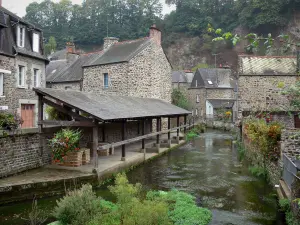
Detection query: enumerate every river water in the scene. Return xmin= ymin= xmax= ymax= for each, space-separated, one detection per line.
xmin=1 ymin=130 xmax=284 ymax=225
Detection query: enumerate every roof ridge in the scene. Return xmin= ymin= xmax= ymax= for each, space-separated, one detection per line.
xmin=238 ymin=55 xmax=296 ymax=58
xmin=81 ymin=50 xmax=103 ymax=56
xmin=114 ymin=37 xmax=150 ymax=45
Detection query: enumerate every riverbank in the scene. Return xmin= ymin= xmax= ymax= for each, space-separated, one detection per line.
xmin=0 ymin=134 xmax=186 ymax=205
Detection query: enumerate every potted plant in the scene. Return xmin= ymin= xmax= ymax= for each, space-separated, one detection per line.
xmin=0 ymin=111 xmax=23 ymax=133
xmin=48 ymin=128 xmax=84 ymax=167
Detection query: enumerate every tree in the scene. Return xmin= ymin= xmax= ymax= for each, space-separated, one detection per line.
xmin=44 ymin=36 xmax=57 ymax=55
xmin=172 ymin=88 xmax=190 ymax=110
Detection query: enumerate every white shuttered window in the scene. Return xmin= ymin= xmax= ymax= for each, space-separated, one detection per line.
xmin=0 ymin=73 xmax=3 ymax=96
xmin=17 ymin=26 xmax=25 ymax=48
xmin=33 ymin=33 xmax=39 ymax=53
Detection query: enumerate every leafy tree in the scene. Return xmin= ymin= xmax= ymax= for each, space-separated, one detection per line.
xmin=172 ymin=88 xmax=190 ymax=110
xmin=44 ymin=36 xmax=57 ymax=55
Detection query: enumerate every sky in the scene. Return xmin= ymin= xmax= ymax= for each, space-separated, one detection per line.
xmin=2 ymin=0 xmax=175 ymax=17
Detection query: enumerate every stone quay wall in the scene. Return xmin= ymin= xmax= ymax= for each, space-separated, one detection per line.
xmin=281 ymin=129 xmax=300 ymax=159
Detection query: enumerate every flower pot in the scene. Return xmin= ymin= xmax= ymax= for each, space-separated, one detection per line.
xmin=52 ymin=151 xmax=83 ymax=167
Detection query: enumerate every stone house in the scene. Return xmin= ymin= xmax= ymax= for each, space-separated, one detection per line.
xmin=238 ymin=55 xmax=299 ymax=128
xmin=47 ymin=25 xmax=172 ymax=103
xmin=188 ymin=68 xmax=235 ymax=121
xmin=0 ymin=6 xmax=48 ymax=128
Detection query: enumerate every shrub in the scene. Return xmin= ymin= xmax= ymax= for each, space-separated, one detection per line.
xmin=53 ymin=184 xmax=101 ymax=225
xmin=147 ymin=190 xmax=212 ymax=225
xmin=172 ymin=88 xmax=190 ymax=110
xmin=248 ymin=166 xmax=268 ymax=179
xmin=48 ymin=128 xmax=81 ymax=162
xmin=279 ymin=199 xmax=291 ymax=212
xmin=0 ymin=111 xmax=23 ymax=131
xmin=186 ymin=130 xmax=198 ymax=141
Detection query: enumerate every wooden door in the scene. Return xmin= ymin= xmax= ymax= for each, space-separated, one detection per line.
xmin=295 ymin=115 xmax=300 ymax=128
xmin=21 ymin=104 xmax=35 ymax=128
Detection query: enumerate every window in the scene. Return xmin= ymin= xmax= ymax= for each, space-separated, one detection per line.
xmin=17 ymin=26 xmax=25 ymax=48
xmin=32 ymin=33 xmax=40 ymax=53
xmin=196 ymin=94 xmax=200 ymax=103
xmin=33 ymin=69 xmax=39 ymax=87
xmin=208 ymin=80 xmax=213 ymax=85
xmin=0 ymin=73 xmax=3 ymax=96
xmin=195 ymin=80 xmax=198 ymax=87
xmin=103 ymin=73 xmax=109 ymax=88
xmin=18 ymin=65 xmax=25 ymax=87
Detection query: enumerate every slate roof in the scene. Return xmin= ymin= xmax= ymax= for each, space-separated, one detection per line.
xmin=49 ymin=49 xmax=68 ymax=61
xmin=191 ymin=68 xmax=232 ymax=88
xmin=239 ymin=55 xmax=297 ymax=75
xmin=46 ymin=52 xmax=102 ymax=83
xmin=35 ymin=88 xmax=190 ymax=121
xmin=0 ymin=6 xmax=47 ymax=61
xmin=207 ymin=99 xmax=235 ymax=109
xmin=172 ymin=71 xmax=187 ymax=83
xmin=84 ymin=38 xmax=151 ymax=67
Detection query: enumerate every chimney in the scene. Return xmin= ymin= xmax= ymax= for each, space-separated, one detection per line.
xmin=0 ymin=0 xmax=2 ymax=7
xmin=149 ymin=24 xmax=161 ymax=46
xmin=66 ymin=42 xmax=79 ymax=63
xmin=103 ymin=37 xmax=119 ymax=50
xmin=66 ymin=42 xmax=75 ymax=54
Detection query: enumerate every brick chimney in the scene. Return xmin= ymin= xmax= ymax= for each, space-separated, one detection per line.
xmin=0 ymin=0 xmax=2 ymax=7
xmin=66 ymin=42 xmax=79 ymax=63
xmin=66 ymin=42 xmax=75 ymax=54
xmin=103 ymin=37 xmax=119 ymax=50
xmin=149 ymin=24 xmax=161 ymax=46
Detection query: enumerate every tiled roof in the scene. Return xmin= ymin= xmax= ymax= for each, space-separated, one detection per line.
xmin=84 ymin=38 xmax=151 ymax=67
xmin=239 ymin=55 xmax=297 ymax=75
xmin=191 ymin=68 xmax=232 ymax=88
xmin=35 ymin=88 xmax=190 ymax=121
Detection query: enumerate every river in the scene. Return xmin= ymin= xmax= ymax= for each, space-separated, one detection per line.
xmin=1 ymin=130 xmax=284 ymax=225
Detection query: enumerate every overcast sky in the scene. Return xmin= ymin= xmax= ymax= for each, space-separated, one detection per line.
xmin=2 ymin=0 xmax=175 ymax=17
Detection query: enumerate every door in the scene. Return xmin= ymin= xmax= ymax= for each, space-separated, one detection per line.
xmin=295 ymin=115 xmax=300 ymax=128
xmin=21 ymin=104 xmax=35 ymax=128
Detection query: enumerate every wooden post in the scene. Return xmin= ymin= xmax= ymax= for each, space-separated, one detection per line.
xmin=93 ymin=122 xmax=99 ymax=168
xmin=137 ymin=121 xmax=140 ymax=135
xmin=177 ymin=116 xmax=180 ymax=137
xmin=102 ymin=122 xmax=105 ymax=142
xmin=168 ymin=117 xmax=171 ymax=141
xmin=150 ymin=119 xmax=153 ymax=133
xmin=156 ymin=118 xmax=160 ymax=144
xmin=184 ymin=115 xmax=187 ymax=133
xmin=121 ymin=120 xmax=126 ymax=161
xmin=38 ymin=95 xmax=44 ymax=133
xmin=142 ymin=120 xmax=145 ymax=150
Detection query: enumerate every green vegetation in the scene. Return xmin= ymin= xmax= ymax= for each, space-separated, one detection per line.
xmin=0 ymin=111 xmax=22 ymax=131
xmin=244 ymin=119 xmax=282 ymax=162
xmin=172 ymin=88 xmax=190 ymax=110
xmin=186 ymin=124 xmax=206 ymax=141
xmin=53 ymin=173 xmax=212 ymax=225
xmin=45 ymin=36 xmax=57 ymax=55
xmin=248 ymin=166 xmax=268 ymax=179
xmin=48 ymin=128 xmax=82 ymax=162
xmin=236 ymin=141 xmax=246 ymax=161
xmin=279 ymin=199 xmax=298 ymax=225
xmin=45 ymin=106 xmax=68 ymax=121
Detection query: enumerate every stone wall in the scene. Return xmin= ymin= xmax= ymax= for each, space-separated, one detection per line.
xmin=206 ymin=88 xmax=234 ymax=99
xmin=0 ymin=130 xmax=51 ymax=178
xmin=187 ymin=88 xmax=206 ymax=120
xmin=83 ymin=40 xmax=172 ymax=102
xmin=48 ymin=81 xmax=81 ymax=91
xmin=243 ymin=135 xmax=282 ymax=186
xmin=281 ymin=129 xmax=300 ymax=159
xmin=273 ymin=114 xmax=295 ymax=128
xmin=0 ymin=55 xmax=46 ymax=114
xmin=238 ymin=75 xmax=297 ymax=116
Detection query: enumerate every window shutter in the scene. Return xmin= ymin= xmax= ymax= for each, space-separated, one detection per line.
xmin=17 ymin=26 xmax=20 ymax=47
xmin=33 ymin=33 xmax=39 ymax=52
xmin=0 ymin=73 xmax=3 ymax=96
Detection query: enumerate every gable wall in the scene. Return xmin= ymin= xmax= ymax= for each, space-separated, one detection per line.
xmin=49 ymin=82 xmax=81 ymax=91
xmin=206 ymin=88 xmax=234 ymax=99
xmin=238 ymin=75 xmax=297 ymax=117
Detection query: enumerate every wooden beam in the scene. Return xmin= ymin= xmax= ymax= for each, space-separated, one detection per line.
xmin=98 ymin=124 xmax=191 ymax=150
xmin=121 ymin=120 xmax=126 ymax=161
xmin=42 ymin=98 xmax=93 ymax=122
xmin=38 ymin=120 xmax=95 ymax=127
xmin=93 ymin=123 xmax=99 ymax=168
xmin=38 ymin=95 xmax=44 ymax=133
xmin=150 ymin=119 xmax=153 ymax=133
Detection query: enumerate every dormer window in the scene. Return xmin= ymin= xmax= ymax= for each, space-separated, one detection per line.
xmin=208 ymin=80 xmax=213 ymax=85
xmin=17 ymin=26 xmax=25 ymax=48
xmin=32 ymin=33 xmax=40 ymax=53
